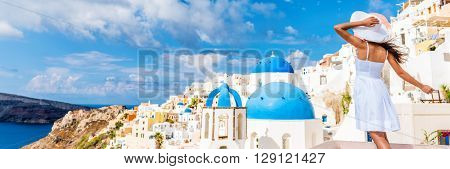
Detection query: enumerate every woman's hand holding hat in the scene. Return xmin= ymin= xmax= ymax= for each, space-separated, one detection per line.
xmin=361 ymin=17 xmax=380 ymax=27
xmin=349 ymin=11 xmax=391 ymax=43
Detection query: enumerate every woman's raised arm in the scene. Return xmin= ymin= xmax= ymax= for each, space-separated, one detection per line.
xmin=334 ymin=17 xmax=379 ymax=49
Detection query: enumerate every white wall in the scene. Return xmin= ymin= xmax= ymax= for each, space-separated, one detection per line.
xmin=200 ymin=108 xmax=246 ymax=149
xmin=389 ymin=103 xmax=450 ymax=144
xmin=248 ymin=73 xmax=297 ymax=95
xmin=246 ymin=119 xmax=323 ymax=149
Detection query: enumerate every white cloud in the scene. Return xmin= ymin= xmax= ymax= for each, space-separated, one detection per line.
xmin=171 ymin=53 xmax=227 ymax=81
xmin=286 ymin=50 xmax=316 ymax=69
xmin=0 ymin=21 xmax=23 ymax=38
xmin=55 ymin=51 xmax=125 ymax=71
xmin=26 ymin=67 xmax=137 ymax=95
xmin=0 ymin=0 xmax=274 ymax=47
xmin=26 ymin=67 xmax=81 ymax=94
xmin=270 ymin=36 xmax=306 ymax=45
xmin=310 ymin=34 xmax=334 ymax=43
xmin=368 ymin=0 xmax=393 ymax=16
xmin=0 ymin=66 xmax=18 ymax=78
xmin=28 ymin=51 xmax=137 ymax=95
xmin=266 ymin=30 xmax=274 ymax=39
xmin=284 ymin=25 xmax=298 ymax=35
xmin=196 ymin=30 xmax=214 ymax=43
xmin=27 ymin=52 xmax=230 ymax=97
xmin=0 ymin=70 xmax=14 ymax=78
xmin=251 ymin=2 xmax=277 ymax=17
xmin=245 ymin=21 xmax=255 ymax=32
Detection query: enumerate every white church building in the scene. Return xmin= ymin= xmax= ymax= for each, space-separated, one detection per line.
xmin=200 ymin=53 xmax=324 ymax=149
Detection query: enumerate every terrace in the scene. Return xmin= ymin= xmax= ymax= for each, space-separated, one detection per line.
xmin=313 ymin=141 xmax=450 ymax=149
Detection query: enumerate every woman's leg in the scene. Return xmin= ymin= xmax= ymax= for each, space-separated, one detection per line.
xmin=369 ymin=131 xmax=391 ymax=149
xmin=384 ymin=133 xmax=390 ymax=143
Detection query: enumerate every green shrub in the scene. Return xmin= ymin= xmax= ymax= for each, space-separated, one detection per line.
xmin=440 ymin=84 xmax=450 ymax=103
xmin=341 ymin=83 xmax=352 ymax=115
xmin=75 ymin=134 xmax=90 ymax=149
xmin=115 ymin=121 xmax=124 ymax=130
xmin=107 ymin=130 xmax=116 ymax=139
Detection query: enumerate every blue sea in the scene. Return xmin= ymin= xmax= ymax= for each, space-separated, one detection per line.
xmin=0 ymin=104 xmax=136 ymax=149
xmin=0 ymin=122 xmax=53 ymax=149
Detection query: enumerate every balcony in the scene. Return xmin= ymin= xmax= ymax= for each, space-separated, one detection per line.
xmin=413 ymin=3 xmax=450 ymax=27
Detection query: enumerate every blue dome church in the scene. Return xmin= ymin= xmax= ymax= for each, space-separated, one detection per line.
xmin=199 ymin=52 xmax=323 ymax=149
xmin=246 ymin=82 xmax=315 ymax=120
xmin=200 ymin=83 xmax=247 ymax=149
xmin=245 ymin=53 xmax=323 ymax=149
xmin=246 ymin=52 xmax=306 ymax=106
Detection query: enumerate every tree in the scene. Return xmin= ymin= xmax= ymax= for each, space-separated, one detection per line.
xmin=115 ymin=121 xmax=124 ymax=130
xmin=188 ymin=98 xmax=199 ymax=108
xmin=166 ymin=118 xmax=175 ymax=124
xmin=154 ymin=132 xmax=164 ymax=149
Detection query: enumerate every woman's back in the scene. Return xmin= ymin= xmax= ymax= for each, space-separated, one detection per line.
xmin=356 ymin=41 xmax=388 ymax=63
xmin=355 ymin=41 xmax=388 ymax=79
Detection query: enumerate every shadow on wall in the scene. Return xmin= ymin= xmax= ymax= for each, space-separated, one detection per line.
xmin=259 ymin=136 xmax=280 ymax=149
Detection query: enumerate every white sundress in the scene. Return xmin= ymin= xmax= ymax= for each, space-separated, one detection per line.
xmin=354 ymin=41 xmax=400 ymax=132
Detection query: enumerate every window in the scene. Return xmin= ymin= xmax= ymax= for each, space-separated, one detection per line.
xmin=322 ymin=114 xmax=328 ymax=123
xmin=256 ymin=138 xmax=259 ymax=149
xmin=250 ymin=132 xmax=258 ymax=149
xmin=204 ymin=113 xmax=210 ymax=139
xmin=282 ymin=134 xmax=291 ymax=149
xmin=320 ymin=75 xmax=327 ymax=85
xmin=237 ymin=113 xmax=244 ymax=139
xmin=444 ymin=53 xmax=450 ymax=62
xmin=401 ymin=34 xmax=405 ymax=45
xmin=218 ymin=114 xmax=229 ymax=139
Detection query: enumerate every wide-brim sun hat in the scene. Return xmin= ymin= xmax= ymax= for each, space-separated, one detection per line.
xmin=350 ymin=11 xmax=391 ymax=43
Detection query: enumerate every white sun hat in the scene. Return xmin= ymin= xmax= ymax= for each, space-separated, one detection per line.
xmin=350 ymin=11 xmax=391 ymax=43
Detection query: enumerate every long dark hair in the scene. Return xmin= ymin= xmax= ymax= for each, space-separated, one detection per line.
xmin=378 ymin=39 xmax=407 ymax=64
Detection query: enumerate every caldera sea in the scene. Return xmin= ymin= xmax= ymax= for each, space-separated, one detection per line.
xmin=0 ymin=122 xmax=53 ymax=149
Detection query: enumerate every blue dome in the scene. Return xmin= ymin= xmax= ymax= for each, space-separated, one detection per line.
xmin=253 ymin=54 xmax=294 ymax=73
xmin=247 ymin=82 xmax=315 ymax=120
xmin=177 ymin=102 xmax=184 ymax=106
xmin=184 ymin=108 xmax=192 ymax=113
xmin=206 ymin=83 xmax=242 ymax=108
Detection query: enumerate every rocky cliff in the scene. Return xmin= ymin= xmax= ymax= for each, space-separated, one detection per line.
xmin=0 ymin=93 xmax=88 ymax=123
xmin=23 ymin=105 xmax=126 ymax=149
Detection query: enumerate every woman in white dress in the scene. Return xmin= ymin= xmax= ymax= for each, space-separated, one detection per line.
xmin=334 ymin=12 xmax=434 ymax=149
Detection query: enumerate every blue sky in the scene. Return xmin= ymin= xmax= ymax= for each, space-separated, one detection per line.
xmin=0 ymin=0 xmax=403 ymax=105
